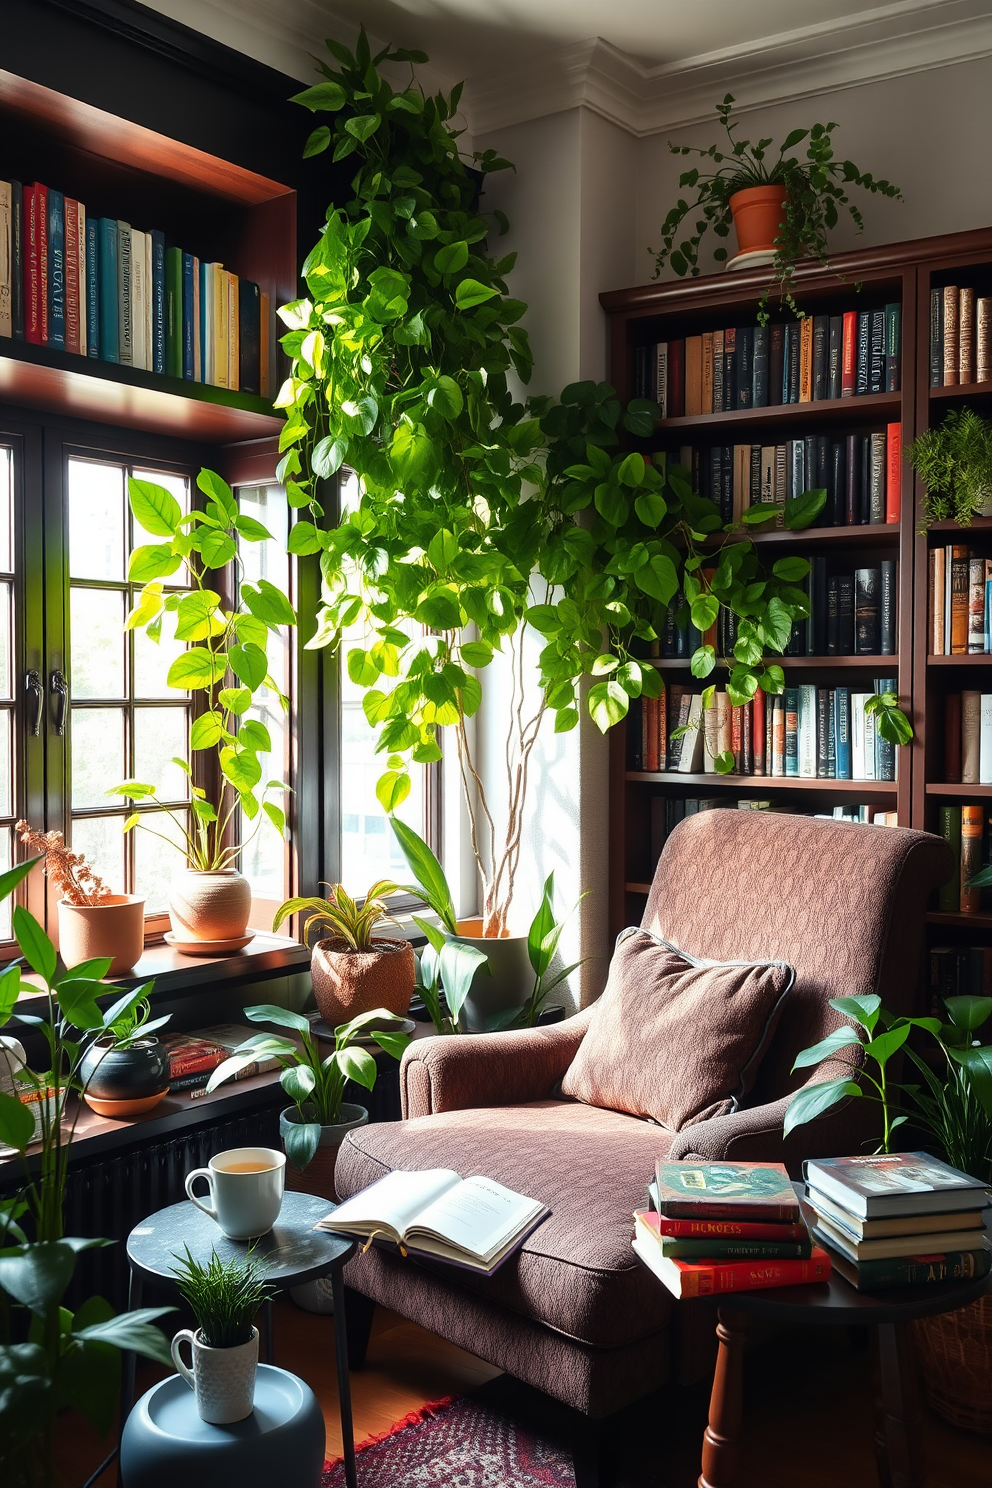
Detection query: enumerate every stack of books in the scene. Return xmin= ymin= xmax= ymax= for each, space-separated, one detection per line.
xmin=160 ymin=1024 xmax=280 ymax=1099
xmin=633 ymin=1159 xmax=831 ymax=1299
xmin=806 ymin=1153 xmax=991 ymax=1291
xmin=930 ymin=285 xmax=991 ymax=386
xmin=0 ymin=177 xmax=272 ymax=394
xmin=927 ymin=545 xmax=992 ymax=655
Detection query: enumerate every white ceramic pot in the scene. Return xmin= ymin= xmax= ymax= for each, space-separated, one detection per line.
xmin=170 ymin=1325 xmax=259 ymax=1424
xmin=58 ymin=895 xmax=146 ymax=975
xmin=445 ymin=919 xmax=534 ymax=1032
xmin=169 ymin=868 xmax=251 ymax=941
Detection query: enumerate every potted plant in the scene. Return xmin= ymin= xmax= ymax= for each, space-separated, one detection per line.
xmin=77 ymin=993 xmax=172 ymax=1115
xmin=651 ymin=94 xmax=901 ymax=318
xmin=907 ymin=407 xmax=992 ymax=528
xmin=169 ymin=1245 xmax=273 ymax=1425
xmin=206 ymin=1003 xmax=410 ymax=1197
xmin=16 ymin=820 xmax=145 ymax=975
xmin=272 ymin=880 xmax=415 ymax=1024
xmin=109 ymin=468 xmax=294 ymax=945
xmin=274 ymin=33 xmax=913 ymax=972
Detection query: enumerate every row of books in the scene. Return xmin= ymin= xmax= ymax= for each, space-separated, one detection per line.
xmin=0 ymin=179 xmax=273 ymax=394
xmin=646 ymin=798 xmax=897 ymax=865
xmin=927 ymin=546 xmax=992 ymax=654
xmin=929 ymin=285 xmax=992 ymax=387
xmin=806 ymin=1152 xmax=990 ymax=1292
xmin=936 ymin=803 xmax=990 ymax=915
xmin=942 ymin=692 xmax=992 ymax=784
xmin=634 ymin=1160 xmax=829 ymax=1298
xmin=632 ymin=305 xmax=901 ymax=417
xmin=658 ymin=563 xmax=896 ymax=661
xmin=930 ymin=944 xmax=992 ymax=1012
xmin=673 ymin=426 xmax=901 ymax=528
xmin=160 ymin=1024 xmax=279 ymax=1097
xmin=631 ymin=679 xmax=897 ymax=782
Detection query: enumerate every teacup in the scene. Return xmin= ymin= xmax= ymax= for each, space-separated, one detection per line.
xmin=185 ymin=1147 xmax=285 ymax=1239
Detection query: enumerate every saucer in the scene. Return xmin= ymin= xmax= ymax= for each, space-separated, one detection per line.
xmin=164 ymin=931 xmax=256 ymax=955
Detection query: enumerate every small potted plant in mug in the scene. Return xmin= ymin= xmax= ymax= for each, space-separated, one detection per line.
xmin=170 ymin=1245 xmax=274 ymax=1424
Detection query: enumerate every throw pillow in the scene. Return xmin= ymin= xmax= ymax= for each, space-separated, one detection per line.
xmin=560 ymin=928 xmax=795 ymax=1130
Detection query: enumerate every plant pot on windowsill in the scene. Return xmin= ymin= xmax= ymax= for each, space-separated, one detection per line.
xmin=79 ymin=1035 xmax=170 ymax=1114
xmin=58 ymin=894 xmax=145 ymax=975
xmin=445 ymin=919 xmax=532 ymax=1033
xmin=310 ymin=937 xmax=415 ymax=1026
xmin=169 ymin=867 xmax=251 ymax=942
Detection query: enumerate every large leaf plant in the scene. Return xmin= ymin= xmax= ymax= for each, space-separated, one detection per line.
xmin=275 ymin=32 xmax=911 ymax=936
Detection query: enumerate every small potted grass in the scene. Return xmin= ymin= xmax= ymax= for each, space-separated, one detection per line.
xmin=169 ymin=1246 xmax=274 ymax=1424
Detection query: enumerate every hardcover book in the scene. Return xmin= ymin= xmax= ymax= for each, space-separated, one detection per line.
xmin=653 ymin=1161 xmax=800 ymax=1221
xmin=633 ymin=1233 xmax=829 ymax=1298
xmin=805 ymin=1152 xmax=990 ymax=1219
xmin=634 ymin=1211 xmax=811 ymax=1261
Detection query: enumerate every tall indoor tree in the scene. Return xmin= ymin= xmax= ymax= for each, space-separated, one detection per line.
xmin=275 ymin=31 xmax=911 ymax=935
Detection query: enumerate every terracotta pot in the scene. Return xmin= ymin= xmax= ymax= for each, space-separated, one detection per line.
xmin=309 ymin=937 xmax=415 ymax=1026
xmin=169 ymin=868 xmax=251 ymax=941
xmin=446 ymin=918 xmax=533 ymax=1033
xmin=728 ymin=184 xmax=787 ymax=256
xmin=58 ymin=894 xmax=145 ymax=975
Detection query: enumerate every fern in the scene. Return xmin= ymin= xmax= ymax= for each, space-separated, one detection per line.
xmin=909 ymin=408 xmax=992 ymax=528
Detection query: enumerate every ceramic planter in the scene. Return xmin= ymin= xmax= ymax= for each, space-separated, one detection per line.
xmin=446 ymin=919 xmax=533 ymax=1033
xmin=169 ymin=868 xmax=251 ymax=941
xmin=171 ymin=1325 xmax=259 ymax=1424
xmin=310 ymin=936 xmax=415 ymax=1026
xmin=281 ymin=1101 xmax=368 ymax=1314
xmin=58 ymin=894 xmax=145 ymax=975
xmin=728 ymin=184 xmax=787 ymax=256
xmin=78 ymin=1036 xmax=170 ymax=1110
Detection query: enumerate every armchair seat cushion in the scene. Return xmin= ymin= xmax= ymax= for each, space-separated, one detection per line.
xmin=335 ymin=1100 xmax=674 ymax=1350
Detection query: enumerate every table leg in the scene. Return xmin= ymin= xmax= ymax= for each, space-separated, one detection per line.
xmin=872 ymin=1322 xmax=925 ymax=1488
xmin=117 ymin=1269 xmax=143 ymax=1488
xmin=331 ymin=1264 xmax=358 ymax=1488
xmin=264 ymin=1297 xmax=275 ymax=1365
xmin=699 ymin=1309 xmax=748 ymax=1488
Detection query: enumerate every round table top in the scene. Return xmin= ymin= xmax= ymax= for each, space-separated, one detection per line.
xmin=127 ymin=1192 xmax=354 ymax=1291
xmin=129 ymin=1364 xmax=318 ymax=1446
xmin=699 ymin=1268 xmax=991 ymax=1326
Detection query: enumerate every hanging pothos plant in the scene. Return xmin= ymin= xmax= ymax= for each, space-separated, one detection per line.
xmin=274 ymin=31 xmax=912 ymax=935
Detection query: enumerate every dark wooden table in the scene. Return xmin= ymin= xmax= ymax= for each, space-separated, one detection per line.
xmin=696 ymin=1189 xmax=991 ymax=1488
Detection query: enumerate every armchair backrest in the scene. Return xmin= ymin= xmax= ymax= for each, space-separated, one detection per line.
xmin=640 ymin=811 xmax=953 ymax=1107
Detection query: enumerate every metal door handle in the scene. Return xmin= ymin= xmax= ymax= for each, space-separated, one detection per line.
xmin=25 ymin=670 xmax=43 ymax=737
xmin=50 ymin=670 xmax=68 ymax=737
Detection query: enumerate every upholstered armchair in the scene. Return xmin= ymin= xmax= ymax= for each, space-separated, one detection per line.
xmin=335 ymin=811 xmax=953 ymax=1485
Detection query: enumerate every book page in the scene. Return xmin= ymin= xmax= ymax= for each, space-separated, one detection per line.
xmin=319 ymin=1169 xmax=461 ymax=1242
xmin=407 ymin=1175 xmax=544 ymax=1261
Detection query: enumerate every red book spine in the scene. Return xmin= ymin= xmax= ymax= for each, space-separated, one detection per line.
xmin=24 ymin=186 xmax=41 ymax=344
xmin=673 ymin=1247 xmax=830 ymax=1297
xmin=885 ymin=421 xmax=901 ymax=524
xmin=731 ymin=704 xmax=742 ymax=769
xmin=644 ymin=695 xmax=660 ymax=773
xmin=642 ymin=1211 xmax=808 ymax=1242
xmin=841 ymin=311 xmax=857 ymax=397
xmin=752 ymin=687 xmax=766 ymax=775
xmin=36 ymin=185 xmax=49 ymax=345
xmin=64 ymin=198 xmax=80 ymax=355
xmin=667 ymin=339 xmax=685 ymax=419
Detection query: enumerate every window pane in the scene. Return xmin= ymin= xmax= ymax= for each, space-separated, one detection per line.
xmin=71 ymin=588 xmax=126 ymax=700
xmin=340 ymin=693 xmax=426 ymax=890
xmin=0 ymin=710 xmax=12 ymax=817
xmin=68 ymin=458 xmax=125 ymax=581
xmin=72 ymin=707 xmax=125 ymax=807
xmin=0 ymin=582 xmax=11 ymax=700
xmin=134 ymin=707 xmax=187 ymax=804
xmin=0 ymin=830 xmax=10 ymax=940
xmin=0 ymin=448 xmax=12 ymax=574
xmin=134 ymin=810 xmax=188 ymax=914
xmin=133 ymin=608 xmax=185 ymax=698
xmin=70 ymin=815 xmax=126 ymax=898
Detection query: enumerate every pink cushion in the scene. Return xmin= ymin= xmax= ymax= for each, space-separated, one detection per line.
xmin=561 ymin=928 xmax=794 ymax=1130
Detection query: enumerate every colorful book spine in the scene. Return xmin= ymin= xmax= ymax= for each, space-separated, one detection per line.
xmin=117 ymin=221 xmax=132 ymax=365
xmin=182 ymin=251 xmax=195 ymax=380
xmin=63 ymin=196 xmax=79 ymax=353
xmin=96 ymin=218 xmax=118 ymax=362
xmin=85 ymin=215 xmax=99 ymax=357
xmin=10 ymin=180 xmax=23 ymax=340
xmin=151 ymin=228 xmax=166 ymax=375
xmin=0 ymin=182 xmax=10 ymax=338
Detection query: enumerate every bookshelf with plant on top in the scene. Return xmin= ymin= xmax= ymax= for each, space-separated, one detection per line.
xmin=601 ymin=240 xmax=923 ymax=941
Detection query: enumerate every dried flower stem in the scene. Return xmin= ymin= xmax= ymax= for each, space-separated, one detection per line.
xmin=16 ymin=822 xmax=112 ymax=907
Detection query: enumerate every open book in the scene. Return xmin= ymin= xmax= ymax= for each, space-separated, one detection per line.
xmin=316 ymin=1169 xmax=549 ymax=1274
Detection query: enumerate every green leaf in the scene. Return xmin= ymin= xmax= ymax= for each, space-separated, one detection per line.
xmin=197 ymin=530 xmax=237 ymax=569
xmin=262 ymin=801 xmax=286 ymax=834
xmin=196 ymin=469 xmax=237 ymax=520
xmin=438 ymin=940 xmax=489 ymax=1022
xmin=73 ymin=1309 xmax=174 ymax=1368
xmin=128 ymin=544 xmax=182 ymax=584
xmin=943 ymin=995 xmax=992 ymax=1035
xmin=311 ymin=436 xmax=348 ymax=479
xmin=434 ymin=241 xmax=469 ymax=275
xmin=783 ymin=488 xmax=828 ymax=531
xmin=389 ymin=819 xmax=457 ymax=933
xmin=690 ymin=594 xmax=719 ymax=631
xmin=220 ymin=747 xmax=262 ymax=793
xmin=234 ymin=514 xmax=274 ymax=543
xmin=288 ymin=521 xmax=325 ymax=556
xmin=336 ymin=1046 xmax=377 ymax=1090
xmin=455 ymin=278 xmax=497 ymax=310
xmin=690 ymin=645 xmax=716 ymax=679
xmin=376 ymin=770 xmax=411 ymax=812
xmin=218 ymin=686 xmax=252 ymax=714
xmin=461 ymin=640 xmax=493 ymax=667
xmin=167 ymin=649 xmax=226 ymax=691
xmin=864 ymin=1022 xmax=911 ymax=1067
xmin=291 ymin=81 xmax=346 ymax=111
xmin=345 ymin=113 xmax=381 ymax=142
xmin=830 ymin=993 xmax=882 ymax=1033
xmin=238 ymin=719 xmax=272 ymax=753
xmin=128 ymin=478 xmax=181 ymax=537
xmin=303 ymin=125 xmax=331 ymax=157
xmin=13 ymin=906 xmax=56 ymax=983
xmin=229 ymin=643 xmax=268 ymax=691
xmin=618 ymin=453 xmax=645 ymax=487
xmin=783 ymin=1077 xmax=863 ymax=1137
xmin=190 ymin=712 xmax=227 ymax=750
xmin=772 ymin=556 xmax=810 ymax=582
xmin=634 ymin=491 xmax=667 ymax=527
xmin=588 ymin=680 xmax=629 ymax=733
xmin=125 ymin=583 xmax=164 ymax=632
xmin=948 ymin=1045 xmax=992 ymax=1117
xmin=0 ymin=854 xmax=42 ymax=905
xmin=792 ymin=1026 xmax=863 ymax=1071
xmin=0 ymin=1090 xmax=35 ymax=1152
xmin=282 ymin=1118 xmax=320 ymax=1170
xmin=242 ymin=580 xmax=296 ymax=628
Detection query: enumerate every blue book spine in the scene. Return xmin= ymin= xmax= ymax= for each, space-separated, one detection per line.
xmin=151 ymin=229 xmax=166 ymax=375
xmin=97 ymin=219 xmax=119 ymax=362
xmin=874 ymin=677 xmax=897 ymax=782
xmin=199 ymin=260 xmax=208 ymax=382
xmin=182 ymin=251 xmax=194 ymax=380
xmin=834 ymin=688 xmax=852 ymax=779
xmin=985 ymin=577 xmax=991 ymax=654
xmin=784 ymin=687 xmax=799 ymax=777
xmin=47 ymin=189 xmax=65 ymax=350
xmin=85 ymin=218 xmax=99 ymax=357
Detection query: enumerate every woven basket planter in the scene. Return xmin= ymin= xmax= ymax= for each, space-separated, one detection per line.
xmin=914 ymin=1294 xmax=992 ymax=1434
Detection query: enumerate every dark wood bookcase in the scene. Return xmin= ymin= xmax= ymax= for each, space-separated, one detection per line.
xmin=602 ymin=227 xmax=992 ymax=945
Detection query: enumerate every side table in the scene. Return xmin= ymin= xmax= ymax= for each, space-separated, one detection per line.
xmin=123 ymin=1192 xmax=357 ymax=1488
xmin=696 ymin=1189 xmax=991 ymax=1488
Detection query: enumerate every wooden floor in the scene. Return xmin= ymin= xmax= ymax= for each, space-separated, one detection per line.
xmin=61 ymin=1300 xmax=992 ymax=1487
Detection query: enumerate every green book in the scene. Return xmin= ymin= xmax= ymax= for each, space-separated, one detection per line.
xmin=165 ymin=245 xmax=183 ymax=379
xmin=655 ymin=1236 xmax=812 ymax=1261
xmin=813 ymin=1231 xmax=990 ymax=1292
xmin=938 ymin=804 xmax=962 ymax=912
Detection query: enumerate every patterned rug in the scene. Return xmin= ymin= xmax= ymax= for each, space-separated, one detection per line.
xmin=321 ymin=1394 xmax=578 ymax=1487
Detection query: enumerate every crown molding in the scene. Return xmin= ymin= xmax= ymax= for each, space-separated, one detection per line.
xmin=465 ymin=0 xmax=992 ymax=139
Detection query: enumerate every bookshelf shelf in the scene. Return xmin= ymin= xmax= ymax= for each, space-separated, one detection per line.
xmin=0 ymin=337 xmax=282 ymax=440
xmin=647 ymin=655 xmax=899 ymax=671
xmin=927 ymin=912 xmax=992 ymax=929
xmin=654 ymin=390 xmax=900 ymax=435
xmin=626 ymin=771 xmax=898 ymax=793
xmin=927 ymin=654 xmax=992 ymax=665
xmin=926 ymin=783 xmax=992 ymax=797
xmin=929 ymin=380 xmax=992 ymax=401
xmin=704 ymin=523 xmax=900 ymax=549
xmin=625 ymin=882 xmax=652 ymax=895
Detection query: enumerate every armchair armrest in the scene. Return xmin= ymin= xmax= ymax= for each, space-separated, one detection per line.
xmin=667 ymin=1070 xmax=877 ymax=1174
xmin=400 ymin=1008 xmax=595 ymax=1118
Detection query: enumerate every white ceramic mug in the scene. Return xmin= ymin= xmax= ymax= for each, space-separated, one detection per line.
xmin=184 ymin=1147 xmax=286 ymax=1239
xmin=171 ymin=1325 xmax=258 ymax=1423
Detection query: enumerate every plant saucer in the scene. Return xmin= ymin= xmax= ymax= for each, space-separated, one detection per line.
xmin=83 ymin=1089 xmax=169 ymax=1117
xmin=163 ymin=931 xmax=256 ymax=955
xmin=725 ymin=247 xmax=778 ymax=272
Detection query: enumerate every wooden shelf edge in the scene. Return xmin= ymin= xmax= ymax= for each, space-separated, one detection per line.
xmin=625 ymin=882 xmax=652 ymax=894
xmin=654 ymin=390 xmax=900 ymax=433
xmin=930 ymin=380 xmax=992 ymax=399
xmin=646 ymin=655 xmax=899 ymax=670
xmin=928 ymin=653 xmax=992 ymax=664
xmin=925 ymin=783 xmax=992 ymax=797
xmin=625 ymin=772 xmax=898 ymax=792
xmin=927 ymin=911 xmax=992 ymax=928
xmin=705 ymin=523 xmax=901 ymax=547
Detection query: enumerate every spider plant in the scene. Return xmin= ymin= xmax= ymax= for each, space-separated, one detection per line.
xmin=271 ymin=880 xmax=400 ymax=951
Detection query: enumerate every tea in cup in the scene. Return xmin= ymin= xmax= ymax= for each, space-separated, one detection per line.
xmin=185 ymin=1147 xmax=285 ymax=1239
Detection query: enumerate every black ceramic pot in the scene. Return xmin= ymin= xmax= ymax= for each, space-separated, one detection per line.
xmin=79 ymin=1037 xmax=170 ymax=1101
